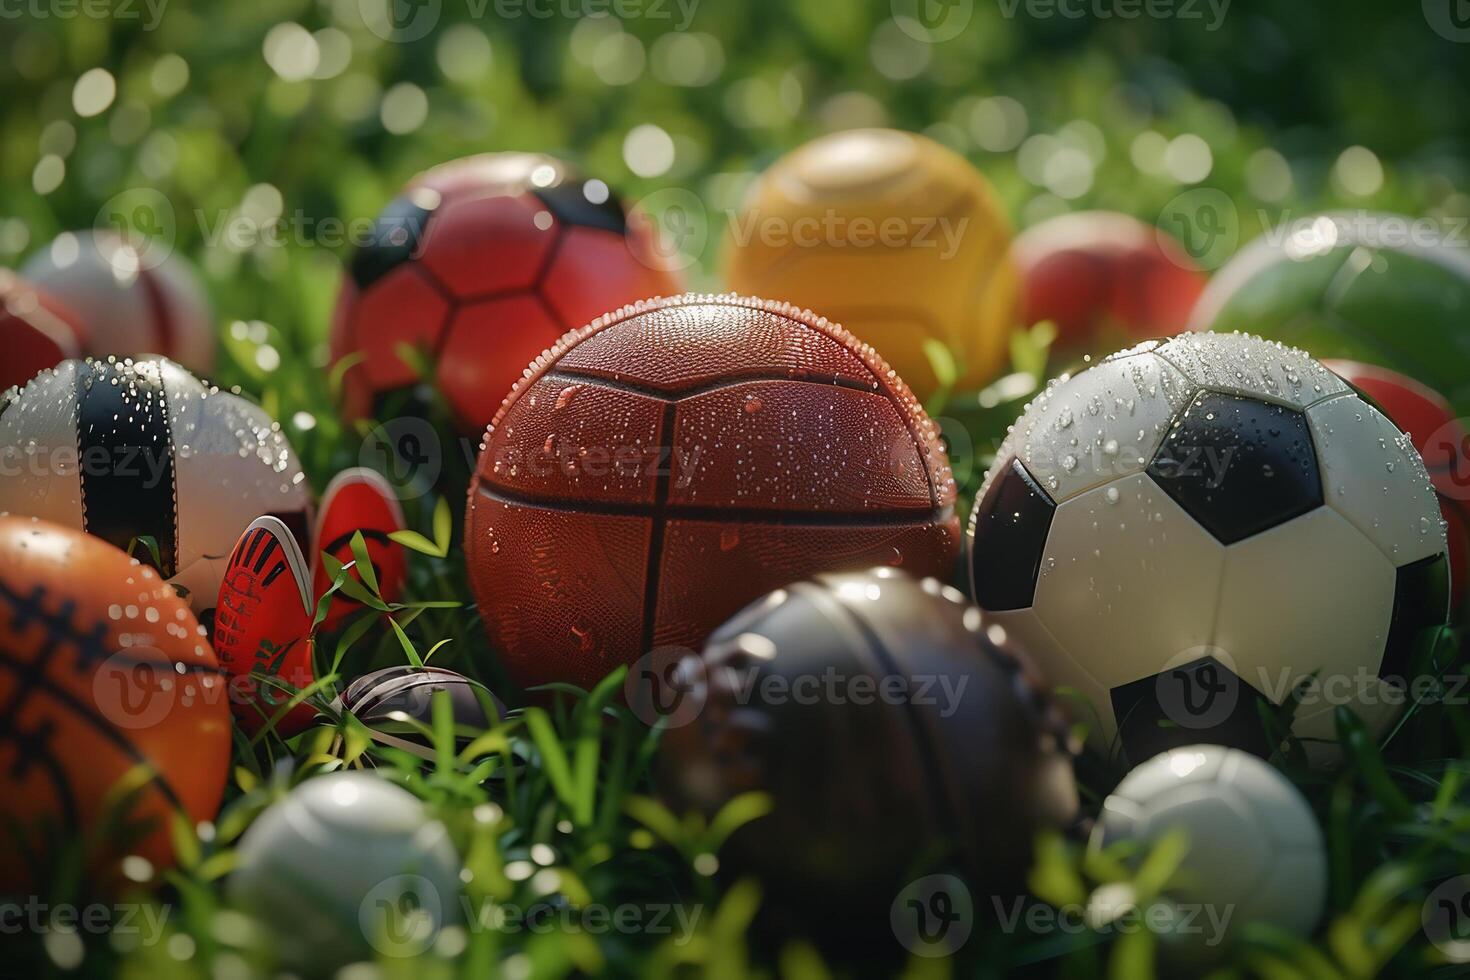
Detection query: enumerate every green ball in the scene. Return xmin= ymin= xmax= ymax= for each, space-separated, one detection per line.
xmin=1190 ymin=213 xmax=1470 ymax=414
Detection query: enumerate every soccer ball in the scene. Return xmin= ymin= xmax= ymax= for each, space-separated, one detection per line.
xmin=1189 ymin=212 xmax=1470 ymax=414
xmin=1012 ymin=211 xmax=1205 ymax=359
xmin=0 ymin=357 xmax=312 ymax=618
xmin=22 ymin=230 xmax=216 ymax=375
xmin=967 ymin=332 xmax=1450 ymax=763
xmin=229 ymin=772 xmax=462 ymax=972
xmin=722 ymin=128 xmax=1019 ymax=398
xmin=1092 ymin=745 xmax=1326 ymax=959
xmin=331 ymin=152 xmax=683 ymax=435
xmin=1325 ymin=359 xmax=1469 ymax=613
xmin=0 ymin=269 xmax=87 ymax=393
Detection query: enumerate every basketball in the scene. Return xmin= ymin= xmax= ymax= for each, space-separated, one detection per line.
xmin=0 ymin=516 xmax=229 ymax=888
xmin=465 ymin=294 xmax=961 ymax=691
xmin=722 ymin=129 xmax=1019 ymax=398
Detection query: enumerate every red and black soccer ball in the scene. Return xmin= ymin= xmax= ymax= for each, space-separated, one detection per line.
xmin=331 ymin=153 xmax=683 ymax=435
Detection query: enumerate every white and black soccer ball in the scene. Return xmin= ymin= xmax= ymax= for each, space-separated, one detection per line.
xmin=229 ymin=772 xmax=463 ymax=972
xmin=0 ymin=356 xmax=311 ymax=618
xmin=1091 ymin=745 xmax=1326 ymax=959
xmin=22 ymin=230 xmax=216 ymax=375
xmin=967 ymin=332 xmax=1451 ymax=763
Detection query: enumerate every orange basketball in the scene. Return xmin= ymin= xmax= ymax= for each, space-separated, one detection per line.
xmin=0 ymin=517 xmax=230 ymax=887
xmin=465 ymin=294 xmax=961 ymax=691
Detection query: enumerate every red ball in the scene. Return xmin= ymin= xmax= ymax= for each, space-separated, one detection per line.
xmin=1325 ymin=359 xmax=1469 ymax=611
xmin=1013 ymin=211 xmax=1206 ymax=357
xmin=0 ymin=269 xmax=87 ymax=392
xmin=331 ymin=153 xmax=683 ymax=434
xmin=466 ymin=295 xmax=962 ymax=691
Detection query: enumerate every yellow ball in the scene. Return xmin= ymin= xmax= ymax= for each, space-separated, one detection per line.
xmin=723 ymin=129 xmax=1020 ymax=397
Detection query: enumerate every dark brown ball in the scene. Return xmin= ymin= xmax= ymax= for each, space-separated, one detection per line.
xmin=337 ymin=666 xmax=503 ymax=758
xmin=656 ymin=566 xmax=1078 ymax=931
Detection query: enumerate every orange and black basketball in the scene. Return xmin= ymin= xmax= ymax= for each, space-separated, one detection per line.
xmin=465 ymin=294 xmax=962 ymax=691
xmin=0 ymin=516 xmax=229 ymax=888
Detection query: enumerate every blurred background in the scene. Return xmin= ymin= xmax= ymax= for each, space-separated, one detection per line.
xmin=4 ymin=0 xmax=1468 ymax=370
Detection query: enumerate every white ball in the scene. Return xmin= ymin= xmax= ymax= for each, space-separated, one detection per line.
xmin=1092 ymin=745 xmax=1326 ymax=958
xmin=22 ymin=230 xmax=216 ymax=375
xmin=229 ymin=772 xmax=463 ymax=972
xmin=0 ymin=356 xmax=311 ymax=614
xmin=966 ymin=332 xmax=1451 ymax=763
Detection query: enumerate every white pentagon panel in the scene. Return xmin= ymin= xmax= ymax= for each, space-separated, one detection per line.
xmin=1031 ymin=472 xmax=1226 ymax=739
xmin=1012 ymin=353 xmax=1195 ymax=504
xmin=1308 ymin=393 xmax=1448 ymax=566
xmin=1212 ymin=506 xmax=1398 ymax=739
xmin=0 ymin=361 xmax=84 ymax=528
xmin=1157 ymin=332 xmax=1347 ymax=410
xmin=984 ymin=607 xmax=1114 ymax=736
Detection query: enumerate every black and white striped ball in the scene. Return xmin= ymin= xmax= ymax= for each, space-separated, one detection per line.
xmin=0 ymin=357 xmax=311 ymax=617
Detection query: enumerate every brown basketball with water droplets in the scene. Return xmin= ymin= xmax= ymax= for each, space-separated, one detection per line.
xmin=465 ymin=294 xmax=961 ymax=691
